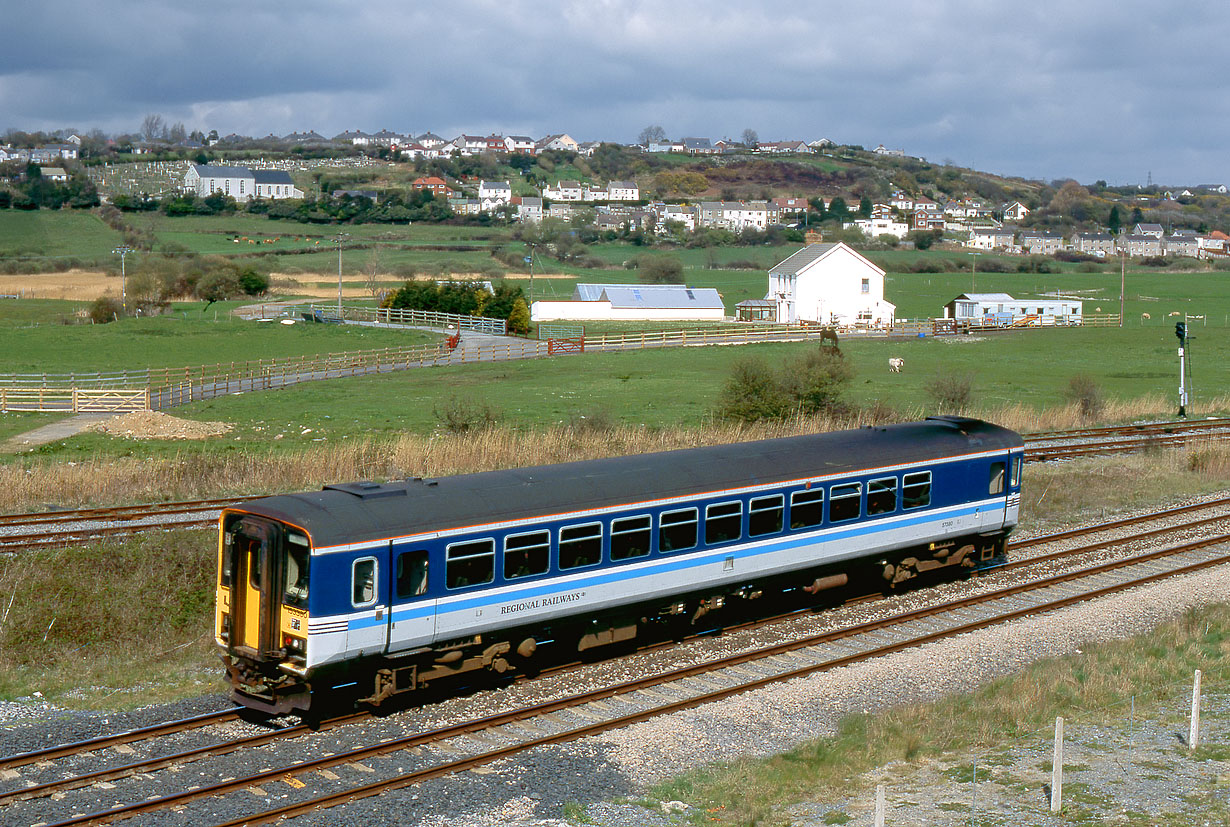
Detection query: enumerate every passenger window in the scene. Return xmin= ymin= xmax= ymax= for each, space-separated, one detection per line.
xmin=504 ymin=530 xmax=550 ymax=579
xmin=284 ymin=532 xmax=310 ymax=607
xmin=829 ymin=483 xmax=861 ymax=522
xmin=446 ymin=539 xmax=495 ymax=589
xmin=903 ymin=471 xmax=932 ymax=509
xmin=659 ymin=508 xmax=698 ymax=552
xmin=989 ymin=462 xmax=1006 ymax=495
xmin=790 ymin=489 xmax=824 ymax=529
xmin=395 ymin=549 xmax=429 ymax=599
xmin=749 ymin=494 xmax=784 ymax=536
xmin=559 ymin=523 xmax=602 ymax=569
xmin=705 ymin=501 xmax=743 ymax=545
xmin=1010 ymin=456 xmax=1022 ymax=487
xmin=352 ymin=557 xmax=377 ymax=606
xmin=611 ymin=515 xmax=651 ymax=561
xmin=867 ymin=477 xmax=898 ymax=515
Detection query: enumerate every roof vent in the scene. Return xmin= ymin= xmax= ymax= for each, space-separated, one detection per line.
xmin=323 ymin=481 xmax=408 ymax=500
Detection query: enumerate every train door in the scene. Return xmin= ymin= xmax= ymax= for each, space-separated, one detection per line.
xmin=979 ymin=459 xmax=1009 ymax=530
xmin=345 ymin=549 xmax=390 ymax=657
xmin=224 ymin=516 xmax=282 ymax=658
xmin=387 ymin=546 xmax=437 ymax=653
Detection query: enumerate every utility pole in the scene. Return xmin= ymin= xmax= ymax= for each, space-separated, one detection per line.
xmin=967 ymin=251 xmax=980 ymax=292
xmin=334 ymin=232 xmax=349 ymax=319
xmin=112 ymin=246 xmax=133 ymax=313
xmin=1120 ymin=243 xmax=1126 ymax=327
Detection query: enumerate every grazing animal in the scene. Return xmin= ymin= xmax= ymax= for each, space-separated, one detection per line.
xmin=889 ymin=357 xmax=904 ymax=373
xmin=1140 ymin=312 xmax=1151 ymax=320
xmin=1168 ymin=311 xmax=1181 ymax=317
xmin=819 ymin=328 xmax=839 ymax=347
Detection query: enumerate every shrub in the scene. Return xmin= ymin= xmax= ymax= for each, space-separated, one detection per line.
xmin=780 ymin=348 xmax=853 ymax=416
xmin=506 ymin=297 xmax=531 ymax=335
xmin=88 ymin=297 xmax=123 ymax=324
xmin=1139 ymin=256 xmax=1169 ymax=267
xmin=432 ymin=395 xmax=501 ymax=434
xmin=238 ymin=267 xmax=270 ymax=296
xmin=638 ymin=255 xmax=684 ymax=284
xmin=927 ymin=372 xmax=975 ymax=412
xmin=715 ymin=357 xmax=795 ymax=422
xmin=1065 ymin=374 xmax=1104 ymax=420
xmin=716 ymin=349 xmax=853 ymax=422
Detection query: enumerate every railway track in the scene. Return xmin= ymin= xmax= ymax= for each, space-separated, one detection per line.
xmin=4 ymin=502 xmax=1227 ymax=826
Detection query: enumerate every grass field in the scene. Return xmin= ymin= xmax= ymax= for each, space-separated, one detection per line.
xmin=0 ymin=211 xmax=122 ymax=262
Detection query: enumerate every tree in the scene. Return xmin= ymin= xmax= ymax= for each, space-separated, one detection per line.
xmin=741 ymin=128 xmax=758 ymax=147
xmin=506 ymin=297 xmax=531 ymax=335
xmin=859 ymin=197 xmax=873 ymax=218
xmin=826 ymin=197 xmax=849 ymax=221
xmin=639 ymin=255 xmax=683 ymax=284
xmin=196 ymin=270 xmax=242 ymax=307
xmin=1131 ymin=206 xmax=1144 ymax=225
xmin=1108 ymin=205 xmax=1122 ymax=235
xmin=141 ymin=114 xmax=166 ymax=142
xmin=638 ymin=124 xmax=666 ymax=146
xmin=238 ymin=267 xmax=270 ymax=296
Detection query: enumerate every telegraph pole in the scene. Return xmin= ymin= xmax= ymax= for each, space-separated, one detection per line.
xmin=112 ymin=246 xmax=132 ymax=313
xmin=334 ymin=232 xmax=349 ymax=319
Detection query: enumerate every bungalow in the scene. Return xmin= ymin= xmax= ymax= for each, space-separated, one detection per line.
xmin=681 ymin=137 xmax=718 ymax=155
xmin=756 ymin=140 xmax=811 ymax=154
xmin=532 ymin=283 xmax=726 ymax=322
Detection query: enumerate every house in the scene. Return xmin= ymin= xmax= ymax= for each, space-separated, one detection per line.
xmin=755 ymin=140 xmax=811 ymax=154
xmin=1002 ymin=201 xmax=1030 ymax=221
xmin=647 ymin=140 xmax=685 ymax=153
xmin=505 ymin=135 xmax=535 ymax=154
xmin=334 ymin=130 xmax=373 ymax=145
xmin=484 ymin=135 xmax=507 ymax=153
xmin=1070 ymin=232 xmax=1116 ymax=257
xmin=873 ymin=144 xmax=905 ymax=157
xmin=697 ymin=201 xmax=769 ymax=231
xmin=889 ymin=192 xmax=915 ymax=211
xmin=943 ymin=293 xmax=1082 ymax=325
xmin=40 ymin=167 xmax=69 ymax=183
xmin=1197 ymin=230 xmax=1230 ymax=257
xmin=681 ymin=137 xmax=718 ymax=155
xmin=412 ymin=176 xmax=451 ymax=198
xmin=1133 ymin=223 xmax=1164 ymax=238
xmin=1120 ymin=234 xmax=1163 ymax=257
xmin=763 ymin=242 xmax=895 ymax=326
xmin=517 ymin=196 xmax=543 ymax=223
xmin=415 ymin=132 xmax=446 ymax=149
xmin=281 ymin=131 xmax=329 ymax=145
xmin=531 ymin=283 xmax=726 ymax=322
xmin=448 ymin=197 xmax=482 ymax=215
xmin=536 ymin=134 xmax=579 ymax=153
xmin=1020 ymin=230 xmax=1065 ymax=255
xmin=544 ymin=180 xmax=585 ymax=201
xmin=912 ymin=208 xmax=945 ymax=231
xmin=183 ymin=164 xmax=304 ymax=202
xmin=968 ymin=227 xmax=1016 ymax=251
xmin=477 ymin=180 xmax=512 ymax=208
xmin=606 ymin=181 xmax=639 ymax=201
xmin=852 ymin=216 xmax=910 ymax=239
xmin=658 ymin=204 xmax=696 ymax=231
xmin=1164 ymin=234 xmax=1199 ymax=258
xmin=456 ymin=135 xmax=490 ymax=155
xmin=773 ymin=197 xmax=809 ymax=216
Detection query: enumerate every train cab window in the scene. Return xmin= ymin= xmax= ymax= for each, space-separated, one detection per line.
xmin=559 ymin=523 xmax=602 ymax=570
xmin=446 ymin=539 xmax=495 ymax=589
xmin=504 ymin=530 xmax=550 ymax=579
xmin=284 ymin=532 xmax=310 ymax=608
xmin=829 ymin=483 xmax=862 ymax=523
xmin=611 ymin=515 xmax=651 ymax=561
xmin=1010 ymin=455 xmax=1023 ymax=487
xmin=989 ymin=462 xmax=1006 ymax=495
xmin=867 ymin=477 xmax=898 ymax=515
xmin=902 ymin=471 xmax=932 ymax=509
xmin=395 ymin=550 xmax=429 ymax=598
xmin=352 ymin=557 xmax=377 ymax=607
xmin=749 ymin=494 xmax=784 ymax=536
xmin=659 ymin=508 xmax=698 ymax=553
xmin=790 ymin=489 xmax=824 ymax=529
xmin=705 ymin=501 xmax=743 ymax=545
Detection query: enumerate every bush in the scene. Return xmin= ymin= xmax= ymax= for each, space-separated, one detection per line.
xmin=716 ymin=348 xmax=853 ymax=422
xmin=779 ymin=349 xmax=853 ymax=416
xmin=715 ymin=357 xmax=795 ymax=422
xmin=638 ymin=255 xmax=684 ymax=284
xmin=432 ymin=395 xmax=500 ymax=433
xmin=88 ymin=297 xmax=123 ymax=324
xmin=238 ymin=267 xmax=270 ymax=296
xmin=506 ymin=297 xmax=531 ymax=335
xmin=1065 ymin=374 xmax=1104 ymax=420
xmin=927 ymin=372 xmax=975 ymax=412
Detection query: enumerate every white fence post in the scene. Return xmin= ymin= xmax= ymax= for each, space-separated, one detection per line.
xmin=1190 ymin=669 xmax=1202 ymax=750
xmin=1050 ymin=716 xmax=1064 ymax=813
xmin=874 ymin=784 xmax=885 ymax=827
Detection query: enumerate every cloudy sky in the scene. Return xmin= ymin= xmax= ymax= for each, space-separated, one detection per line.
xmin=3 ymin=1 xmax=1226 ymax=186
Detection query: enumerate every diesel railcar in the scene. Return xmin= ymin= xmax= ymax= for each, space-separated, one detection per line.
xmin=216 ymin=416 xmax=1024 ymax=714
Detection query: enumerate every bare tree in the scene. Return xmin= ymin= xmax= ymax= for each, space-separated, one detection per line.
xmin=637 ymin=124 xmax=666 ymax=146
xmin=741 ymin=128 xmax=759 ymax=147
xmin=141 ymin=114 xmax=166 ymax=142
xmin=168 ymin=122 xmax=187 ymax=143
xmin=363 ymin=245 xmax=385 ymax=299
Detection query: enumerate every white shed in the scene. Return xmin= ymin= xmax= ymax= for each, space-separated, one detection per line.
xmin=531 ymin=284 xmax=726 ymax=322
xmin=764 ymin=243 xmax=895 ymax=326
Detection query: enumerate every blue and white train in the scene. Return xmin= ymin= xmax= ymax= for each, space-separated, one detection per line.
xmin=216 ymin=416 xmax=1025 ymax=714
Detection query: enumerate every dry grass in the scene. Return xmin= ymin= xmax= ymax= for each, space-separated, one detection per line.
xmin=2 ymin=399 xmax=1229 ymax=512
xmin=0 ymin=270 xmax=120 ymax=300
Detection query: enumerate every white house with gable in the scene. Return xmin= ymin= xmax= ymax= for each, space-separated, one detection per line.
xmin=184 ymin=164 xmax=303 ymax=202
xmin=763 ymin=243 xmax=895 ymax=326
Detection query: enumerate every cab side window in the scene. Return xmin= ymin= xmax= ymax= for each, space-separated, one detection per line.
xmin=989 ymin=462 xmax=1006 ymax=495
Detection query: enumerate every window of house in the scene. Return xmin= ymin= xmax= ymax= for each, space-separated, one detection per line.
xmin=504 ymin=530 xmax=550 ymax=580
xmin=867 ymin=477 xmax=898 ymax=515
xmin=829 ymin=483 xmax=862 ymax=522
xmin=559 ymin=523 xmax=602 ymax=569
xmin=902 ymin=471 xmax=932 ymax=509
xmin=659 ymin=508 xmax=698 ymax=552
xmin=705 ymin=501 xmax=743 ymax=545
xmin=790 ymin=489 xmax=825 ymax=529
xmin=861 ymin=278 xmax=870 ymax=294
xmin=395 ymin=550 xmax=428 ymax=598
xmin=611 ymin=515 xmax=651 ymax=561
xmin=989 ymin=462 xmax=1006 ymax=495
xmin=352 ymin=557 xmax=377 ymax=606
xmin=749 ymin=494 xmax=784 ymax=536
xmin=446 ymin=538 xmax=494 ymax=589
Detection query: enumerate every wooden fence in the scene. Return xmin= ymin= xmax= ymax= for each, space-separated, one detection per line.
xmin=0 ymin=387 xmax=149 ymax=413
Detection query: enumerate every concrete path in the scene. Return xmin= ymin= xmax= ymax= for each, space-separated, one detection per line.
xmin=1 ymin=413 xmax=120 ymax=452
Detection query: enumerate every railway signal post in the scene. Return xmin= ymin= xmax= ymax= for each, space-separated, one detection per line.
xmin=1175 ymin=321 xmax=1188 ymax=418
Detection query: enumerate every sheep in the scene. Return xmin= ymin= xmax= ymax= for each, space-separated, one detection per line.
xmin=888 ymin=357 xmax=904 ymax=373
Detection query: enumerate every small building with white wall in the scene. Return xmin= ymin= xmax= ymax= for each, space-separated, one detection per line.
xmin=531 ymin=283 xmax=726 ymax=322
xmin=943 ymin=293 xmax=1083 ymax=325
xmin=761 ymin=242 xmax=895 ymax=326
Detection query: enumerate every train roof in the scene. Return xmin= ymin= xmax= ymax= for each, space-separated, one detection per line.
xmin=233 ymin=417 xmax=1022 ymax=548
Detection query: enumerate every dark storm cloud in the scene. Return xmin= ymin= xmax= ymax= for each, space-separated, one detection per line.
xmin=2 ymin=0 xmax=1227 ymax=184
